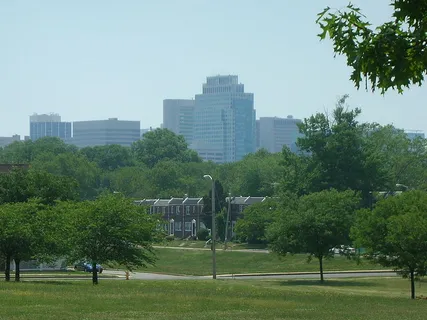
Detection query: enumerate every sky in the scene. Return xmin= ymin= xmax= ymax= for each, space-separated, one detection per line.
xmin=0 ymin=0 xmax=425 ymax=137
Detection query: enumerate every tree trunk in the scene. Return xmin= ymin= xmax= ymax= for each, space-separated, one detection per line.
xmin=92 ymin=263 xmax=98 ymax=285
xmin=318 ymin=256 xmax=324 ymax=283
xmin=14 ymin=259 xmax=21 ymax=282
xmin=410 ymin=270 xmax=415 ymax=299
xmin=5 ymin=255 xmax=11 ymax=282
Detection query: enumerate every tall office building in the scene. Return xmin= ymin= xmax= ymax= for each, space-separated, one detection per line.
xmin=72 ymin=118 xmax=140 ymax=148
xmin=191 ymin=75 xmax=256 ymax=163
xmin=29 ymin=113 xmax=72 ymax=141
xmin=258 ymin=116 xmax=302 ymax=153
xmin=162 ymin=99 xmax=195 ymax=144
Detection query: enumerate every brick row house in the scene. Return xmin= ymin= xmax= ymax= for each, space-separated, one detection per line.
xmin=134 ymin=196 xmax=267 ymax=239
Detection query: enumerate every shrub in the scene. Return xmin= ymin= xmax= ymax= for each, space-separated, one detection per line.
xmin=197 ymin=228 xmax=210 ymax=241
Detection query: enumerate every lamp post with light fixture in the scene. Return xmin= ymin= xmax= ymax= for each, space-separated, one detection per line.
xmin=203 ymin=174 xmax=216 ymax=279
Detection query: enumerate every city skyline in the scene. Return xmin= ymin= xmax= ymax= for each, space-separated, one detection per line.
xmin=1 ymin=0 xmax=426 ymax=137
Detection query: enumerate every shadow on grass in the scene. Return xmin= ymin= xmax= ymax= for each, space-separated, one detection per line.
xmin=22 ymin=280 xmax=78 ymax=285
xmin=278 ymin=280 xmax=376 ymax=287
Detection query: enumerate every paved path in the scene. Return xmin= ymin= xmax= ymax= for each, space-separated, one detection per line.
xmin=153 ymin=246 xmax=269 ymax=253
xmin=102 ymin=269 xmax=397 ymax=281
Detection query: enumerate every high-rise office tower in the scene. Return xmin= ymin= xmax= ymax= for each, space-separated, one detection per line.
xmin=29 ymin=113 xmax=72 ymax=141
xmin=191 ymin=75 xmax=256 ymax=163
xmin=162 ymin=99 xmax=195 ymax=144
xmin=258 ymin=116 xmax=302 ymax=153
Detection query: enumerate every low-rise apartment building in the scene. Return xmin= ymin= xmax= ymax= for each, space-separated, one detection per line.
xmin=135 ymin=196 xmax=268 ymax=239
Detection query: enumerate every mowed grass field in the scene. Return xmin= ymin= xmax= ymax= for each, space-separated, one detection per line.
xmin=139 ymin=248 xmax=387 ymax=275
xmin=0 ymin=278 xmax=425 ymax=320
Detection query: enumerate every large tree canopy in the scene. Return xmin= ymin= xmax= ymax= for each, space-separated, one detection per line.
xmin=286 ymin=96 xmax=389 ymax=206
xmin=317 ymin=1 xmax=427 ymax=93
xmin=268 ymin=189 xmax=361 ymax=282
xmin=131 ymin=128 xmax=201 ymax=168
xmin=352 ymin=190 xmax=427 ymax=299
xmin=65 ymin=193 xmax=159 ymax=284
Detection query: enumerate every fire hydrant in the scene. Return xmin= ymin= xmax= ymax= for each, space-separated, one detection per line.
xmin=125 ymin=271 xmax=130 ymax=280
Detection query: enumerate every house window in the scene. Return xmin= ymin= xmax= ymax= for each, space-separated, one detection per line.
xmin=175 ymin=221 xmax=182 ymax=231
xmin=239 ymin=205 xmax=244 ymax=212
xmin=186 ymin=206 xmax=190 ymax=215
xmin=185 ymin=222 xmax=192 ymax=231
xmin=176 ymin=206 xmax=181 ymax=214
xmin=171 ymin=206 xmax=174 ymax=214
xmin=162 ymin=207 xmax=166 ymax=214
xmin=193 ymin=206 xmax=196 ymax=213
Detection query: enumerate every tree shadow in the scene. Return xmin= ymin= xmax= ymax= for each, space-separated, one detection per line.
xmin=278 ymin=280 xmax=376 ymax=287
xmin=23 ymin=280 xmax=78 ymax=285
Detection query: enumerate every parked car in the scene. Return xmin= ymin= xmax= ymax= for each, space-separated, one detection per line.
xmin=330 ymin=245 xmax=356 ymax=255
xmin=74 ymin=261 xmax=103 ymax=273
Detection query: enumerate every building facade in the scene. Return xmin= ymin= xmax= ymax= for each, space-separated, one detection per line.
xmin=258 ymin=116 xmax=302 ymax=153
xmin=405 ymin=130 xmax=425 ymax=140
xmin=72 ymin=118 xmax=140 ymax=148
xmin=191 ymin=75 xmax=256 ymax=163
xmin=162 ymin=99 xmax=195 ymax=145
xmin=135 ymin=196 xmax=267 ymax=239
xmin=29 ymin=113 xmax=72 ymax=141
xmin=0 ymin=134 xmax=21 ymax=147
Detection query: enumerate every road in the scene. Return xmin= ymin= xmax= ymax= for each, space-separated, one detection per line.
xmin=153 ymin=246 xmax=269 ymax=253
xmin=102 ymin=270 xmax=398 ymax=281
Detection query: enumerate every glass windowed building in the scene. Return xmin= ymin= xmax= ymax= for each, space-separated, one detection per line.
xmin=29 ymin=113 xmax=71 ymax=141
xmin=191 ymin=75 xmax=256 ymax=163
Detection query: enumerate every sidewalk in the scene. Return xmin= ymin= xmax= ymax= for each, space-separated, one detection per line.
xmin=153 ymin=245 xmax=269 ymax=253
xmin=214 ymin=269 xmax=394 ymax=278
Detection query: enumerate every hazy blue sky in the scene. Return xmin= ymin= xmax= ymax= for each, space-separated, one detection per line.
xmin=1 ymin=0 xmax=425 ymax=137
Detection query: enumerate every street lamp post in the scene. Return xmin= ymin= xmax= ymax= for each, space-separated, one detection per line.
xmin=182 ymin=194 xmax=188 ymax=239
xmin=203 ymin=174 xmax=216 ymax=280
xmin=224 ymin=192 xmax=231 ymax=250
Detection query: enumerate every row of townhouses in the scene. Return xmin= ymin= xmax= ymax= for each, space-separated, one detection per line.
xmin=134 ymin=196 xmax=268 ymax=239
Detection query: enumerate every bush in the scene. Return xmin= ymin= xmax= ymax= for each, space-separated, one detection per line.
xmin=165 ymin=235 xmax=175 ymax=242
xmin=197 ymin=228 xmax=210 ymax=241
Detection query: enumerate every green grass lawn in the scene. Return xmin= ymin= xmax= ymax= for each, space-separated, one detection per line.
xmin=139 ymin=248 xmax=387 ymax=276
xmin=0 ymin=278 xmax=425 ymax=319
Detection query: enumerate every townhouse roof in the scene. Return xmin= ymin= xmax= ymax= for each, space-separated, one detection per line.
xmin=183 ymin=197 xmax=203 ymax=205
xmin=135 ymin=196 xmax=268 ymax=206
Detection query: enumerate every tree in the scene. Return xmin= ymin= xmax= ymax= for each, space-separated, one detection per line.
xmin=104 ymin=166 xmax=150 ymax=198
xmin=294 ymin=96 xmax=389 ymax=206
xmin=235 ymin=198 xmax=280 ymax=244
xmin=267 ymin=189 xmax=360 ymax=282
xmin=202 ymin=180 xmax=226 ymax=231
xmin=366 ymin=126 xmax=427 ymax=191
xmin=0 ymin=137 xmax=77 ymax=163
xmin=0 ymin=200 xmax=66 ymax=281
xmin=66 ymin=193 xmax=159 ymax=284
xmin=0 ymin=168 xmax=79 ymax=205
xmin=79 ymin=145 xmax=134 ymax=171
xmin=131 ymin=128 xmax=201 ymax=168
xmin=317 ymin=1 xmax=427 ymax=94
xmin=31 ymin=153 xmax=101 ymax=199
xmin=230 ymin=150 xmax=283 ymax=197
xmin=279 ymin=147 xmax=320 ymax=197
xmin=352 ymin=190 xmax=427 ymax=299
